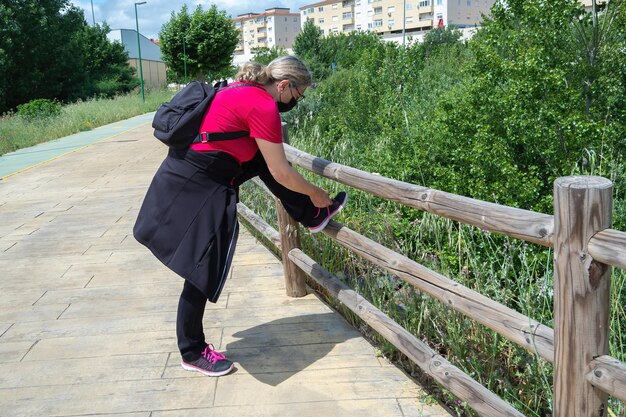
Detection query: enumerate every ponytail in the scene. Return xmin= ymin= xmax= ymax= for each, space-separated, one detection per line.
xmin=235 ymin=56 xmax=312 ymax=88
xmin=234 ymin=62 xmax=270 ymax=84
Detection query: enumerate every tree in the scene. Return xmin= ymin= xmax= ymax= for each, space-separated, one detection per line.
xmin=294 ymin=23 xmax=385 ymax=81
xmin=422 ymin=0 xmax=626 ymax=213
xmin=0 ymin=0 xmax=138 ymax=113
xmin=159 ymin=4 xmax=239 ymax=82
xmin=422 ymin=26 xmax=462 ymax=59
xmin=0 ymin=0 xmax=86 ymax=113
xmin=293 ymin=20 xmax=322 ymax=60
xmin=159 ymin=4 xmax=192 ymax=83
xmin=252 ymin=46 xmax=288 ymax=65
xmin=76 ymin=23 xmax=139 ymax=98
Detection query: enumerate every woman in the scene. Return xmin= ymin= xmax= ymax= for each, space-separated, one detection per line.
xmin=133 ymin=56 xmax=347 ymax=377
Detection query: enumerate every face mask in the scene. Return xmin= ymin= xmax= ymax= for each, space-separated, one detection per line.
xmin=277 ymin=97 xmax=298 ymax=113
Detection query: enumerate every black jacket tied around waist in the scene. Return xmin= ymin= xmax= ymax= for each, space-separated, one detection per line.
xmin=133 ymin=148 xmax=242 ymax=302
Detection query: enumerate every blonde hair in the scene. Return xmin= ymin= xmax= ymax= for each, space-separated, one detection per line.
xmin=235 ymin=56 xmax=312 ymax=88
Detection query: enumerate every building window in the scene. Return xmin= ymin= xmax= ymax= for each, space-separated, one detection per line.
xmin=388 ymin=6 xmax=395 ymax=13
xmin=406 ymin=2 xmax=413 ymax=9
xmin=419 ymin=0 xmax=431 ymax=7
xmin=374 ymin=7 xmax=383 ymax=14
xmin=437 ymin=0 xmax=442 ymax=4
xmin=332 ymin=3 xmax=338 ymax=9
xmin=406 ymin=16 xmax=414 ymax=23
xmin=343 ymin=12 xmax=353 ymax=19
xmin=333 ymin=15 xmax=338 ymax=21
xmin=307 ymin=7 xmax=314 ymax=13
xmin=319 ymin=6 xmax=324 ymax=11
xmin=373 ymin=19 xmax=383 ymax=27
xmin=319 ymin=18 xmax=325 ymax=23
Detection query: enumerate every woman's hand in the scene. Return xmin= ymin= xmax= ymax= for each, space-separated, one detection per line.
xmin=309 ymin=187 xmax=333 ymax=208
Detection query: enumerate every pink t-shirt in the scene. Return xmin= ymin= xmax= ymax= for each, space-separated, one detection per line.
xmin=190 ymin=82 xmax=282 ymax=163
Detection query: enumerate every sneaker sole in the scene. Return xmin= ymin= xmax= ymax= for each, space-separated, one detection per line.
xmin=309 ymin=192 xmax=349 ymax=234
xmin=181 ymin=360 xmax=234 ymax=377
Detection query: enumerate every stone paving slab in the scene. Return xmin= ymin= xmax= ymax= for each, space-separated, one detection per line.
xmin=0 ymin=117 xmax=451 ymax=417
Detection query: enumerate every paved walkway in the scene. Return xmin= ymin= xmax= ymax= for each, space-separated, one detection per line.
xmin=0 ymin=116 xmax=451 ymax=417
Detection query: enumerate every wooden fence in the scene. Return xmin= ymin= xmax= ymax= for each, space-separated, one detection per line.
xmin=236 ymin=128 xmax=626 ymax=417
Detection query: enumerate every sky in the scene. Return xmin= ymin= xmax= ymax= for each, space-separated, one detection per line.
xmin=73 ymin=0 xmax=307 ymax=40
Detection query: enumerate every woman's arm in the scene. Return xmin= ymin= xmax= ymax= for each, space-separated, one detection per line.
xmin=255 ymin=138 xmax=333 ymax=208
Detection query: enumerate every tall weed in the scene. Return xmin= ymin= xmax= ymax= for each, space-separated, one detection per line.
xmin=0 ymin=89 xmax=173 ymax=156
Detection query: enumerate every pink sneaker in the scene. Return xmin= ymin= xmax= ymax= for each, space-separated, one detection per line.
xmin=181 ymin=345 xmax=234 ymax=377
xmin=308 ymin=192 xmax=348 ymax=233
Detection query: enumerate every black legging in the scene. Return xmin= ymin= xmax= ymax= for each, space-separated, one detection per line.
xmin=237 ymin=150 xmax=321 ymax=227
xmin=177 ymin=280 xmax=209 ymax=361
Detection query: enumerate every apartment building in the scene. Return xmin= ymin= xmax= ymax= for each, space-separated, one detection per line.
xmin=300 ymin=0 xmax=495 ymax=42
xmin=233 ymin=8 xmax=301 ymax=58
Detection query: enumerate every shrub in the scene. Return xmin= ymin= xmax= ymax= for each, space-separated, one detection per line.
xmin=16 ymin=99 xmax=61 ymax=121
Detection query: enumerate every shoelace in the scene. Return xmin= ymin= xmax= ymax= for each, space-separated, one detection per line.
xmin=201 ymin=345 xmax=227 ymax=364
xmin=314 ymin=200 xmax=336 ymax=219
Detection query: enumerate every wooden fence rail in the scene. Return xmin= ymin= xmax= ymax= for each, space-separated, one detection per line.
xmin=236 ymin=138 xmax=626 ymax=417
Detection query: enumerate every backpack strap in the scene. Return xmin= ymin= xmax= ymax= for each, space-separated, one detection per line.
xmin=194 ymin=83 xmax=265 ymax=144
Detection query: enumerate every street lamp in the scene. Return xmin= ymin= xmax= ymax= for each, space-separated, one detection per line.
xmin=402 ymin=0 xmax=406 ymax=47
xmin=90 ymin=0 xmax=95 ymax=25
xmin=183 ymin=36 xmax=187 ymax=84
xmin=134 ymin=1 xmax=147 ymax=103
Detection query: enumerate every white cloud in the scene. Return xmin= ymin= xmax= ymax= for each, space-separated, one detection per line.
xmin=74 ymin=0 xmax=304 ymax=39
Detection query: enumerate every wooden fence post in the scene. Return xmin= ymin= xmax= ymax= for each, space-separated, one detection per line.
xmin=277 ymin=124 xmax=307 ymax=297
xmin=553 ymin=176 xmax=612 ymax=417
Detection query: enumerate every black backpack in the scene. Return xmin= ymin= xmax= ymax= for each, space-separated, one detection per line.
xmin=152 ymin=81 xmax=259 ymax=149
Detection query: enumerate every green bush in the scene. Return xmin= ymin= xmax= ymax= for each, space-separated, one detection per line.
xmin=16 ymin=99 xmax=61 ymax=121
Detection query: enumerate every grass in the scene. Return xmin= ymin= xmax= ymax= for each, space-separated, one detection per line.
xmin=0 ymin=89 xmax=174 ymax=156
